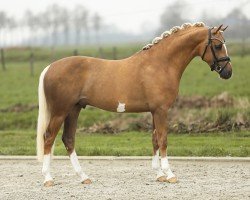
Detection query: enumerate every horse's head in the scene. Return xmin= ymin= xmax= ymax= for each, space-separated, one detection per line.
xmin=201 ymin=25 xmax=232 ymax=79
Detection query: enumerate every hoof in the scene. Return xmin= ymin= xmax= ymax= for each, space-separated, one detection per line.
xmin=157 ymin=176 xmax=168 ymax=182
xmin=44 ymin=180 xmax=54 ymax=187
xmin=82 ymin=179 xmax=92 ymax=184
xmin=167 ymin=176 xmax=178 ymax=183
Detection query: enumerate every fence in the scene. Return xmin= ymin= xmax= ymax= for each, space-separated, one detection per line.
xmin=0 ymin=46 xmax=133 ymax=76
xmin=1 ymin=41 xmax=250 ymax=75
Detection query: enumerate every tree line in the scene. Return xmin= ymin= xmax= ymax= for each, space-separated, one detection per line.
xmin=0 ymin=1 xmax=249 ymax=48
xmin=158 ymin=1 xmax=250 ymax=42
xmin=0 ymin=4 xmax=102 ymax=47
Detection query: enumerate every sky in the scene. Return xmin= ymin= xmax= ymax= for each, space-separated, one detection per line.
xmin=0 ymin=0 xmax=249 ymax=34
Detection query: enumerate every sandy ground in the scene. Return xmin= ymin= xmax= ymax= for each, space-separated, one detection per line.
xmin=0 ymin=159 xmax=249 ymax=200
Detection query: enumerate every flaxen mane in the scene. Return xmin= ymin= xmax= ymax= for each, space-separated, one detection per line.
xmin=142 ymin=22 xmax=205 ymax=50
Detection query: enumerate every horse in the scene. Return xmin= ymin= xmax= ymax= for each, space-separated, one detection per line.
xmin=36 ymin=22 xmax=232 ymax=187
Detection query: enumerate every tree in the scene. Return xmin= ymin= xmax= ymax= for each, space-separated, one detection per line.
xmin=200 ymin=11 xmax=220 ymax=27
xmin=92 ymin=13 xmax=102 ymax=45
xmin=60 ymin=8 xmax=70 ymax=45
xmin=46 ymin=4 xmax=65 ymax=47
xmin=38 ymin=11 xmax=52 ymax=46
xmin=6 ymin=17 xmax=16 ymax=47
xmin=25 ymin=10 xmax=39 ymax=46
xmin=0 ymin=11 xmax=8 ymax=47
xmin=74 ymin=5 xmax=89 ymax=45
xmin=158 ymin=1 xmax=189 ymax=33
xmin=223 ymin=8 xmax=250 ymax=56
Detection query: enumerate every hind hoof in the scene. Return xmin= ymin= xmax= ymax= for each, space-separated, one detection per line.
xmin=167 ymin=176 xmax=178 ymax=183
xmin=44 ymin=180 xmax=54 ymax=187
xmin=82 ymin=179 xmax=92 ymax=184
xmin=157 ymin=176 xmax=168 ymax=182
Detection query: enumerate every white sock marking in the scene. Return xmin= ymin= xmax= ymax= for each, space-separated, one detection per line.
xmin=161 ymin=157 xmax=170 ymax=171
xmin=156 ymin=169 xmax=165 ymax=179
xmin=42 ymin=154 xmax=53 ymax=183
xmin=161 ymin=156 xmax=175 ymax=179
xmin=165 ymin=168 xmax=175 ymax=179
xmin=117 ymin=102 xmax=126 ymax=112
xmin=70 ymin=150 xmax=89 ymax=182
xmin=152 ymin=150 xmax=160 ymax=170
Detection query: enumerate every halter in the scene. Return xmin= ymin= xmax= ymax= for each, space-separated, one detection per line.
xmin=201 ymin=27 xmax=231 ymax=74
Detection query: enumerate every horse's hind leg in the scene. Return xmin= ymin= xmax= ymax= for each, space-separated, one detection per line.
xmin=42 ymin=115 xmax=65 ymax=187
xmin=62 ymin=105 xmax=91 ymax=184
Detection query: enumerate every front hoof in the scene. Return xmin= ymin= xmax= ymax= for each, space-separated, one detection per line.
xmin=82 ymin=179 xmax=92 ymax=184
xmin=157 ymin=176 xmax=167 ymax=182
xmin=167 ymin=176 xmax=178 ymax=183
xmin=44 ymin=180 xmax=54 ymax=187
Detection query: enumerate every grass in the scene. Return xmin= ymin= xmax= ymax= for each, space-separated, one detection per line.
xmin=180 ymin=56 xmax=250 ymax=97
xmin=0 ymin=131 xmax=249 ymax=157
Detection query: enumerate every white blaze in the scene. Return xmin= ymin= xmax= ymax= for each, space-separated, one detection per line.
xmin=223 ymin=44 xmax=228 ymax=55
xmin=117 ymin=102 xmax=126 ymax=112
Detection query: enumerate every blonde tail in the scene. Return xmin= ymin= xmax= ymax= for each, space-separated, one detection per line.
xmin=37 ymin=65 xmax=51 ymax=162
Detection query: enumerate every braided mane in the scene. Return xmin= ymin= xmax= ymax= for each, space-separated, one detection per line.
xmin=142 ymin=22 xmax=205 ymax=50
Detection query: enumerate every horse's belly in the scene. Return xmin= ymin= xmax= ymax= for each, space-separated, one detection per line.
xmin=87 ymin=96 xmax=150 ymax=113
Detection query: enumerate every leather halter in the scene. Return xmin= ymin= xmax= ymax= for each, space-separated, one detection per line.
xmin=201 ymin=27 xmax=231 ymax=74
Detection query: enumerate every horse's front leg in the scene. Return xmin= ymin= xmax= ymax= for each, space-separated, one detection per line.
xmin=152 ymin=108 xmax=177 ymax=183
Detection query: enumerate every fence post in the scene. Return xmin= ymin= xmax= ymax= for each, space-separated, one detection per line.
xmin=1 ymin=48 xmax=6 ymax=71
xmin=113 ymin=46 xmax=117 ymax=60
xmin=30 ymin=51 xmax=34 ymax=77
xmin=241 ymin=39 xmax=245 ymax=57
xmin=73 ymin=49 xmax=78 ymax=56
xmin=51 ymin=46 xmax=55 ymax=62
xmin=98 ymin=47 xmax=104 ymax=58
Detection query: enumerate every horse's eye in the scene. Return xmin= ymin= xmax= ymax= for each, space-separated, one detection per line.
xmin=215 ymin=44 xmax=222 ymax=50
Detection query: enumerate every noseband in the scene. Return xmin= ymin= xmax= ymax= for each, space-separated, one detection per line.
xmin=201 ymin=28 xmax=231 ymax=74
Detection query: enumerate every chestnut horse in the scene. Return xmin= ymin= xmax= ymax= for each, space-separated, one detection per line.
xmin=37 ymin=22 xmax=232 ymax=186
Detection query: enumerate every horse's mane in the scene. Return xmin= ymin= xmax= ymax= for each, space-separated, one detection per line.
xmin=142 ymin=22 xmax=205 ymax=50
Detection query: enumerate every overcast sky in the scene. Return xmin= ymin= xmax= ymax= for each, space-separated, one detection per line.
xmin=0 ymin=0 xmax=249 ymax=34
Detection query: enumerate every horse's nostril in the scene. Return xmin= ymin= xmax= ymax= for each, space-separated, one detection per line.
xmin=220 ymin=69 xmax=232 ymax=79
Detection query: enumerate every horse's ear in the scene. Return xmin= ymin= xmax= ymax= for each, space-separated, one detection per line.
xmin=214 ymin=24 xmax=223 ymax=34
xmin=221 ymin=25 xmax=228 ymax=32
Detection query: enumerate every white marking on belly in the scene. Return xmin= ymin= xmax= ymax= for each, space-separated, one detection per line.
xmin=117 ymin=102 xmax=126 ymax=112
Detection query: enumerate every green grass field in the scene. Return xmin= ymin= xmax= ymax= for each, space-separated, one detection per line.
xmin=0 ymin=46 xmax=249 ymax=156
xmin=0 ymin=131 xmax=249 ymax=157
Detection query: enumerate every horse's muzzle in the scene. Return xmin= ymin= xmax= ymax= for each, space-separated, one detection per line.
xmin=219 ymin=63 xmax=232 ymax=79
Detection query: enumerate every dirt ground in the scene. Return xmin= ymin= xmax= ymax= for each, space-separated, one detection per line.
xmin=0 ymin=159 xmax=249 ymax=200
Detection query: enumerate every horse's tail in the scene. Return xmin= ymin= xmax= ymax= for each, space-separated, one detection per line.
xmin=37 ymin=65 xmax=51 ymax=162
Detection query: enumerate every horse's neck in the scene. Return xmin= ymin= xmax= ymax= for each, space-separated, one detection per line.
xmin=141 ymin=28 xmax=207 ymax=79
